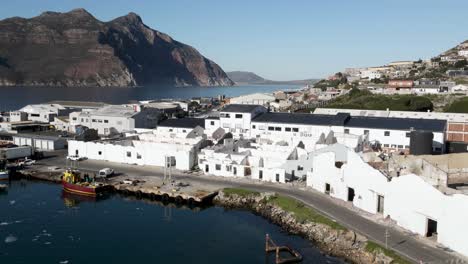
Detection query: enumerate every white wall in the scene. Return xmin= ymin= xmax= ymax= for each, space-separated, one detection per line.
xmin=306 ymin=146 xmax=389 ymax=214
xmin=68 ymin=138 xmax=199 ymax=171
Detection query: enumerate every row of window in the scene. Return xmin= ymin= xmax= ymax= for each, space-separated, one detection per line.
xmin=71 ymin=117 xmax=110 ymax=124
xmin=383 ymin=144 xmax=410 ymax=149
xmin=256 ymin=125 xmax=299 ymax=132
xmin=220 ymin=113 xmax=243 ymax=118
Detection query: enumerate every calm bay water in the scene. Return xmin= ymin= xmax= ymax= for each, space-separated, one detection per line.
xmin=0 ymin=84 xmax=301 ymax=111
xmin=0 ymin=181 xmax=344 ymax=264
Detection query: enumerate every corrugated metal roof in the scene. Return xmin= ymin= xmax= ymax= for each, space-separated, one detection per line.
xmin=158 ymin=118 xmax=205 ymax=129
xmin=252 ymin=112 xmax=446 ymax=132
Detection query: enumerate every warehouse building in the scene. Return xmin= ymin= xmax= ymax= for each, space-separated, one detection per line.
xmin=13 ymin=134 xmax=67 ymax=151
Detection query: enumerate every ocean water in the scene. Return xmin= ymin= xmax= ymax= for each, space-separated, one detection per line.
xmin=0 ymin=181 xmax=344 ymax=264
xmin=0 ymin=84 xmax=301 ymax=111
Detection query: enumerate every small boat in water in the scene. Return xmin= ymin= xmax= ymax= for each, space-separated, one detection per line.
xmin=0 ymin=170 xmax=8 ymax=181
xmin=62 ymin=169 xmax=107 ymax=197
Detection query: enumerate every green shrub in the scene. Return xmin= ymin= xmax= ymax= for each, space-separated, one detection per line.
xmin=365 ymin=241 xmax=411 ymax=264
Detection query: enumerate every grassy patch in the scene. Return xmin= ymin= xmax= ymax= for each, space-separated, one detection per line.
xmin=445 ymin=96 xmax=468 ymax=113
xmin=267 ymin=195 xmax=346 ymax=230
xmin=223 ymin=188 xmax=259 ymax=197
xmin=365 ymin=241 xmax=411 ymax=264
xmin=325 ymin=89 xmax=433 ymax=112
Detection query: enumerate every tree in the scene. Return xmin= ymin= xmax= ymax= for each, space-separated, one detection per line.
xmin=454 ymin=59 xmax=467 ymax=68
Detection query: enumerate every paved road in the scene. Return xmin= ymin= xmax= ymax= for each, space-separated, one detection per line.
xmin=39 ymin=152 xmax=465 ymax=264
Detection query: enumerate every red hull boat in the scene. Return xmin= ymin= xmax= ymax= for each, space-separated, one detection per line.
xmin=62 ymin=169 xmax=106 ymax=197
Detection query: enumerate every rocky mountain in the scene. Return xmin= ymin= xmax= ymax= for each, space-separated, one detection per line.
xmin=0 ymin=9 xmax=234 ymax=87
xmin=227 ymin=71 xmax=318 ymax=85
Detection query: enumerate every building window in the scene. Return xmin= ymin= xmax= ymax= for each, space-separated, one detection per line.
xmin=104 ymin=120 xmax=109 ymax=123
xmin=252 ymin=125 xmax=256 ymax=129
xmin=126 ymin=151 xmax=131 ymax=157
xmin=215 ymin=164 xmax=221 ymax=170
xmin=98 ymin=120 xmax=103 ymax=123
xmin=169 ymin=129 xmax=173 ymax=132
xmin=384 ymin=144 xmax=389 ymax=147
xmin=137 ymin=153 xmax=142 ymax=159
xmin=364 ymin=130 xmax=369 ymax=135
xmin=344 ymin=129 xmax=349 ymax=134
xmin=210 ymin=121 xmax=215 ymax=125
xmin=293 ymin=128 xmax=299 ymax=132
xmin=72 ymin=117 xmax=77 ymax=121
xmin=297 ymin=166 xmax=303 ymax=171
xmin=98 ymin=151 xmax=102 ymax=155
xmin=276 ymin=174 xmax=280 ymax=182
xmin=285 ymin=127 xmax=291 ymax=132
xmin=221 ymin=113 xmax=230 ymax=118
xmin=268 ymin=127 xmax=274 ymax=131
xmin=92 ymin=119 xmax=96 ymax=123
xmin=235 ymin=114 xmax=242 ymax=118
xmin=405 ymin=145 xmax=410 ymax=148
xmin=182 ymin=130 xmax=186 ymax=133
xmin=81 ymin=118 xmax=84 ymax=122
xmin=275 ymin=127 xmax=281 ymax=131
xmin=398 ymin=145 xmax=403 ymax=149
xmin=384 ymin=131 xmax=390 ymax=136
xmin=405 ymin=132 xmax=411 ymax=137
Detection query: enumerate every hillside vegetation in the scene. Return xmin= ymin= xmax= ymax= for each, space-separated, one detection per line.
xmin=444 ymin=97 xmax=468 ymax=113
xmin=324 ymin=89 xmax=434 ymax=112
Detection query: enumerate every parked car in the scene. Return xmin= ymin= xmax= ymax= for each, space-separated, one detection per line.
xmin=17 ymin=158 xmax=36 ymax=166
xmin=97 ymin=168 xmax=114 ymax=178
xmin=66 ymin=155 xmax=86 ymax=161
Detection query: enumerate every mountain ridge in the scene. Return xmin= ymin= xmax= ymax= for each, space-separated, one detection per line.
xmin=227 ymin=71 xmax=318 ymax=85
xmin=0 ymin=9 xmax=234 ymax=87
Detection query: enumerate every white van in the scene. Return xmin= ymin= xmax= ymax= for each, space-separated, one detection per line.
xmin=98 ymin=168 xmax=114 ymax=178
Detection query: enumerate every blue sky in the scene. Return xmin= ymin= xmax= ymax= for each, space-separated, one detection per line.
xmin=1 ymin=1 xmax=468 ymax=80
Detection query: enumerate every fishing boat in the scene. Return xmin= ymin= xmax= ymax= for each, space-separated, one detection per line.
xmin=62 ymin=169 xmax=107 ymax=197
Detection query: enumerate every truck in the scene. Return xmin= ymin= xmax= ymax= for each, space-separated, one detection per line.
xmin=0 ymin=146 xmax=33 ymax=160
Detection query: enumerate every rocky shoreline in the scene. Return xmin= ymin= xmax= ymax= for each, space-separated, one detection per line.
xmin=214 ymin=190 xmax=402 ymax=264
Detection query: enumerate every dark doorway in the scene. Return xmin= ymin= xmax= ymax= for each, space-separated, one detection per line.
xmin=205 ymin=165 xmax=209 ymax=173
xmin=426 ymin=218 xmax=438 ymax=237
xmin=259 ymin=170 xmax=263 ymax=179
xmin=377 ymin=195 xmax=384 ymax=214
xmin=347 ymin=187 xmax=355 ymax=202
xmin=275 ymin=174 xmax=280 ymax=182
xmin=325 ymin=183 xmax=331 ymax=195
xmin=233 ymin=167 xmax=237 ymax=176
xmin=75 ymin=149 xmax=79 ymax=155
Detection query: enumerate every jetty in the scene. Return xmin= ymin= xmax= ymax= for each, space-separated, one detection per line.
xmin=17 ymin=165 xmax=218 ymax=206
xmin=110 ymin=176 xmax=218 ymax=206
xmin=265 ymin=234 xmax=303 ymax=264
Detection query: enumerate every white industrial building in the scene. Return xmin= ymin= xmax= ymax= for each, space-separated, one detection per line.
xmin=307 ymin=144 xmax=389 ymax=214
xmin=306 ymin=144 xmax=468 ymax=257
xmin=68 ymin=129 xmax=207 ymax=171
xmin=207 ymin=104 xmax=267 ymax=138
xmin=19 ymin=104 xmax=74 ymax=123
xmin=250 ymin=112 xmax=445 ymax=153
xmin=198 ymin=139 xmax=309 ymax=183
xmin=69 ymin=104 xmax=162 ymax=135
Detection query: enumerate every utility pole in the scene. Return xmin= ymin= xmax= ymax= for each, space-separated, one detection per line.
xmin=385 ymin=215 xmax=391 ymax=249
xmin=163 ymin=156 xmax=172 ymax=185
